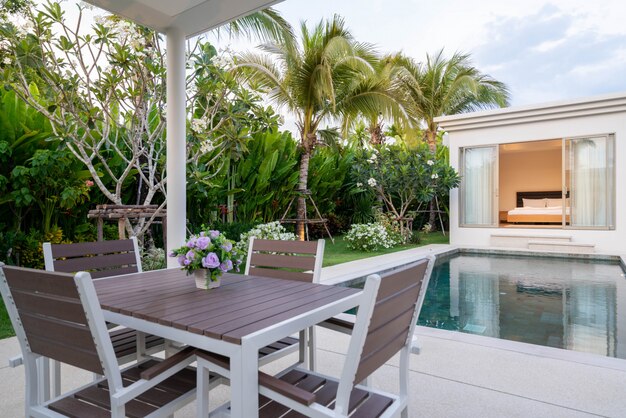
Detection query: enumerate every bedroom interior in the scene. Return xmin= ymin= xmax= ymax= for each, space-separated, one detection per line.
xmin=499 ymin=139 xmax=565 ymax=228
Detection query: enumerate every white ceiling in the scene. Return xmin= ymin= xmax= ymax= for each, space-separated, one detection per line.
xmin=83 ymin=0 xmax=284 ymax=38
xmin=500 ymin=139 xmax=562 ymax=154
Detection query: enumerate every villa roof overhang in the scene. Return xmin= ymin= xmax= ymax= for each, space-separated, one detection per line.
xmin=82 ymin=0 xmax=283 ymax=38
xmin=435 ymin=91 xmax=626 ymax=133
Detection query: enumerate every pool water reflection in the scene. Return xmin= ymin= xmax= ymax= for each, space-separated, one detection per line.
xmin=418 ymin=254 xmax=626 ymax=359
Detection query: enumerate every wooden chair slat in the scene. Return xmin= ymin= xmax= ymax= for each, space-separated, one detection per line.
xmin=355 ymin=332 xmax=407 ymax=384
xmin=258 ymin=372 xmax=317 ymax=406
xmin=3 ymin=266 xmax=79 ymax=299
xmin=351 ymin=393 xmax=394 ymax=418
xmin=48 ymin=396 xmax=112 ymax=418
xmin=75 ymin=386 xmax=158 ymax=418
xmin=53 ymin=252 xmax=137 ymax=273
xmin=248 ymin=267 xmax=313 ymax=282
xmin=89 ymin=266 xmax=139 ymax=279
xmin=27 ymin=334 xmax=103 ymax=375
xmin=11 ymin=290 xmax=85 ymax=324
xmin=50 ymin=239 xmax=135 ymax=258
xmin=369 ymin=284 xmax=421 ymax=331
xmin=250 ymin=253 xmax=316 ymax=271
xmin=360 ymin=310 xmax=414 ymax=360
xmin=20 ymin=311 xmax=94 ymax=347
xmin=252 ymin=239 xmax=319 ymax=254
xmin=377 ymin=260 xmax=428 ymax=301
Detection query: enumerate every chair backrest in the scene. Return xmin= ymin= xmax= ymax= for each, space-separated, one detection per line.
xmin=335 ymin=256 xmax=434 ymax=414
xmin=0 ymin=265 xmax=119 ymax=384
xmin=244 ymin=238 xmax=325 ymax=283
xmin=43 ymin=237 xmax=142 ymax=278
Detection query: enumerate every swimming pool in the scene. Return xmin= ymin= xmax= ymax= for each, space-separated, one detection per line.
xmin=417 ymin=253 xmax=626 ymax=359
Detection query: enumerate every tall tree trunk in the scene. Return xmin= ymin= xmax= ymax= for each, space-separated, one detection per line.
xmin=369 ymin=121 xmax=384 ymax=145
xmin=296 ymin=150 xmax=311 ymax=241
xmin=227 ymin=161 xmax=235 ymax=223
xmin=424 ymin=127 xmax=438 ymax=230
xmin=425 ymin=129 xmax=437 ymax=152
xmin=428 ymin=198 xmax=438 ymax=231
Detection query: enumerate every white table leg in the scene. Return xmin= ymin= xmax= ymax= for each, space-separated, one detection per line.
xmin=231 ymin=343 xmax=259 ymax=418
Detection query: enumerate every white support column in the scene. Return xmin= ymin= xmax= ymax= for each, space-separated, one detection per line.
xmin=166 ymin=28 xmax=187 ymax=268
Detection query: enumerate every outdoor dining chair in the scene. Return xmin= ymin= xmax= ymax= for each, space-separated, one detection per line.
xmin=42 ymin=237 xmax=166 ymax=364
xmin=196 ymin=256 xmax=434 ymax=417
xmin=245 ymin=237 xmax=325 ymax=370
xmin=0 ymin=263 xmax=217 ymax=418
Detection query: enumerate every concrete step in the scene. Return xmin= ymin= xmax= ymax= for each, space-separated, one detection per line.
xmin=490 ymin=234 xmax=572 ymax=248
xmin=527 ymin=240 xmax=595 ymax=254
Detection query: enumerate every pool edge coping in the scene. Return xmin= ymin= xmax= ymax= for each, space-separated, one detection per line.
xmin=322 ymin=244 xmax=626 ymax=287
xmin=415 ymin=325 xmax=626 ymax=372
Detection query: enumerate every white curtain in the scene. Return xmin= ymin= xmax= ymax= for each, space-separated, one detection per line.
xmin=569 ymin=137 xmax=611 ymax=227
xmin=462 ymin=147 xmax=496 ymax=225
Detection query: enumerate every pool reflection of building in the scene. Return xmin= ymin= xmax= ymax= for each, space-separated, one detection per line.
xmin=439 ymin=256 xmax=624 ymax=358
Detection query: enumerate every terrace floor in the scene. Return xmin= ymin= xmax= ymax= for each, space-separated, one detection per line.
xmin=2 ymin=245 xmax=625 ymax=416
xmin=1 ymin=325 xmax=625 ymax=417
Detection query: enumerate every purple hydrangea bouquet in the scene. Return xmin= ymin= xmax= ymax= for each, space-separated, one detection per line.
xmin=169 ymin=230 xmax=241 ymax=289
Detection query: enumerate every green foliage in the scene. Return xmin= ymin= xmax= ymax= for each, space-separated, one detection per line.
xmin=234 ymin=221 xmax=296 ymax=262
xmin=0 ymin=297 xmax=13 ymax=339
xmin=322 ymin=233 xmax=448 ymax=267
xmin=351 ymin=142 xmax=459 ymax=221
xmin=198 ymin=222 xmax=256 ymax=242
xmin=141 ymin=246 xmax=166 ymax=271
xmin=233 ymin=131 xmax=299 ymax=222
xmin=344 ymin=222 xmax=402 ymax=252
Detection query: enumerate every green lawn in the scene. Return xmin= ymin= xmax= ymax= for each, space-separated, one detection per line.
xmin=0 ymin=231 xmax=449 ymax=340
xmin=323 ymin=231 xmax=448 ymax=267
xmin=0 ymin=298 xmax=13 ymax=339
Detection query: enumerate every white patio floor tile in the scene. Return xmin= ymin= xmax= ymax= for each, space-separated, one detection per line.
xmin=2 ymin=325 xmax=625 ymax=417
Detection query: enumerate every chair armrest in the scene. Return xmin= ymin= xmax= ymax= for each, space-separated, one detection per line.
xmin=196 ymin=349 xmax=231 ymax=371
xmin=140 ymin=346 xmax=196 ymax=380
xmin=258 ymin=371 xmax=317 ymax=406
xmin=8 ymin=355 xmax=23 ymax=368
xmin=318 ymin=315 xmax=354 ymax=335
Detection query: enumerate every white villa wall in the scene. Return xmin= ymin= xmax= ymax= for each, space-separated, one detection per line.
xmin=437 ymin=93 xmax=626 ymax=254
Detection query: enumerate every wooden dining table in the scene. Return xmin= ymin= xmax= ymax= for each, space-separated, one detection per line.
xmin=94 ymin=268 xmax=362 ymax=418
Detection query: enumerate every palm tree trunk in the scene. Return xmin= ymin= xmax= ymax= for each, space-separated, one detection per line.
xmin=296 ymin=150 xmax=310 ymax=241
xmin=425 ymin=127 xmax=438 ymax=230
xmin=425 ymin=129 xmax=437 ymax=152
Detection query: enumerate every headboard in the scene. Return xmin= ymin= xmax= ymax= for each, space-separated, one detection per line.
xmin=516 ymin=191 xmax=566 ymax=208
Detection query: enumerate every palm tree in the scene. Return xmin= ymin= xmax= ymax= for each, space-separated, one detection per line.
xmin=398 ymin=50 xmax=510 ymax=229
xmin=234 ymin=15 xmax=403 ymax=240
xmin=399 ymin=50 xmax=510 ymax=151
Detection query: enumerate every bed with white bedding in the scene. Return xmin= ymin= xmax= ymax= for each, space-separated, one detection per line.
xmin=506 ymin=191 xmax=570 ymax=224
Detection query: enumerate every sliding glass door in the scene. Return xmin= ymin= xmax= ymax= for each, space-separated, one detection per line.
xmin=460 ymin=146 xmax=498 ymax=226
xmin=564 ymin=135 xmax=615 ymax=229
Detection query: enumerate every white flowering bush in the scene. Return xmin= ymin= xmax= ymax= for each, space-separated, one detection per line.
xmin=235 ymin=221 xmax=296 ymax=256
xmin=344 ymin=222 xmax=401 ymax=252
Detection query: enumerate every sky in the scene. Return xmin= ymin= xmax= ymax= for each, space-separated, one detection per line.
xmin=212 ymin=0 xmax=626 ymax=108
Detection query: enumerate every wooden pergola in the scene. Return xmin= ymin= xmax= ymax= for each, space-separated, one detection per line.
xmin=87 ymin=204 xmax=167 ymax=244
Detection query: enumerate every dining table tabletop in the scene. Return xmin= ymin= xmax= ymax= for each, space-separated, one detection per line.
xmin=94 ymin=268 xmax=362 ymax=417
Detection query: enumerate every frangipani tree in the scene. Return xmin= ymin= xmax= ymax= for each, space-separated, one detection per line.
xmin=233 ymin=15 xmax=405 ymax=240
xmin=0 ymin=0 xmax=290 ymax=238
xmin=351 ymin=141 xmax=459 ymax=235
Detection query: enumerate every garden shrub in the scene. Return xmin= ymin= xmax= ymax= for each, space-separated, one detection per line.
xmin=344 ymin=222 xmax=402 ymax=252
xmin=234 ymin=221 xmax=296 ymax=257
xmin=141 ymin=246 xmax=166 ymax=271
xmin=199 ymin=221 xmax=256 ymax=242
